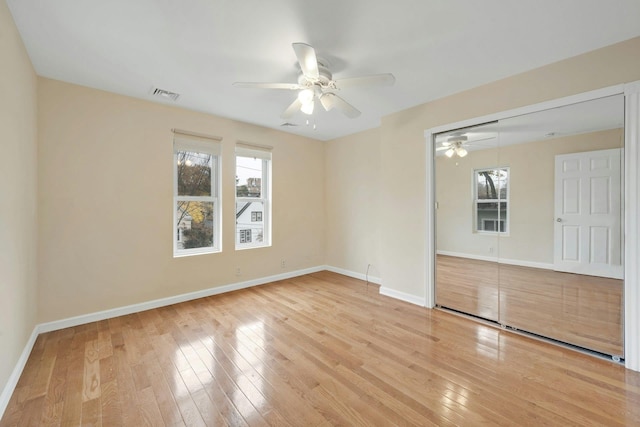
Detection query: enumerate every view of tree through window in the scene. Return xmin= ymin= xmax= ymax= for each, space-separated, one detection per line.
xmin=175 ymin=148 xmax=217 ymax=254
xmin=475 ymin=168 xmax=509 ymax=233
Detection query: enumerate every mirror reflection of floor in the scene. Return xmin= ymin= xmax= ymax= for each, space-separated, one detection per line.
xmin=436 ymin=254 xmax=623 ymax=357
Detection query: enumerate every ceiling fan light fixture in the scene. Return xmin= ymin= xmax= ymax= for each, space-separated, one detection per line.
xmin=456 ymin=147 xmax=468 ymax=157
xmin=297 ymin=88 xmax=314 ymax=104
xmin=300 ymin=100 xmax=314 ymax=115
xmin=445 ymin=148 xmax=455 ymax=158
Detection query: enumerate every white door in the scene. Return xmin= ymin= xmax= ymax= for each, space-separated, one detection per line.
xmin=554 ymin=148 xmax=622 ymax=279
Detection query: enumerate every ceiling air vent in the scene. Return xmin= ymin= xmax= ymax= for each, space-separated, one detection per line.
xmin=151 ymin=87 xmax=180 ymax=101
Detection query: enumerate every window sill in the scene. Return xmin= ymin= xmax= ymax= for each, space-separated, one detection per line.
xmin=235 ymin=243 xmax=271 ymax=251
xmin=174 ymin=248 xmax=220 ymax=258
xmin=475 ymin=231 xmax=510 ymax=237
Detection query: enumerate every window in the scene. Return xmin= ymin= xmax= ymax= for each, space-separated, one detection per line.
xmin=239 ymin=229 xmax=252 ymax=243
xmin=236 ymin=144 xmax=272 ymax=249
xmin=173 ymin=132 xmax=221 ymax=256
xmin=474 ymin=167 xmax=509 ymax=234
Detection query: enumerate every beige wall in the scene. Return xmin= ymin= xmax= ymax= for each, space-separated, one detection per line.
xmin=328 ymin=36 xmax=640 ymax=299
xmin=436 ymin=129 xmax=623 ymax=264
xmin=37 ymin=78 xmax=325 ymax=322
xmin=325 ymin=127 xmax=381 ymax=277
xmin=0 ymin=0 xmax=38 ymax=400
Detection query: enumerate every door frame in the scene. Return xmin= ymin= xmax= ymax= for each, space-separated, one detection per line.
xmin=424 ymin=81 xmax=640 ymax=372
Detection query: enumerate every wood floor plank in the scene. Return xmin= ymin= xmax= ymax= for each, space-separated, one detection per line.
xmin=99 ymin=378 xmax=122 ymax=426
xmin=59 ymin=331 xmax=90 ymax=426
xmin=82 ymin=340 xmax=100 ymax=402
xmin=80 ymin=397 xmax=101 ymax=427
xmin=137 ymin=386 xmax=165 ymax=426
xmin=39 ymin=333 xmax=73 ymax=427
xmin=17 ymin=396 xmax=45 ymax=427
xmin=2 ymin=271 xmax=640 ymax=426
xmin=111 ymin=331 xmax=143 ymax=426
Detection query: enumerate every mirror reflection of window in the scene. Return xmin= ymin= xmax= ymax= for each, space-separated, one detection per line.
xmin=474 ymin=168 xmax=509 ymax=234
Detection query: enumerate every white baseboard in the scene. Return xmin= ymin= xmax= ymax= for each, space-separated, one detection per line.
xmin=321 ymin=266 xmax=428 ymax=309
xmin=38 ymin=265 xmax=326 ymax=334
xmin=436 ymin=250 xmax=554 ymax=270
xmin=379 ymin=287 xmax=426 ymax=307
xmin=0 ymin=326 xmax=39 ymax=419
xmin=324 ymin=265 xmax=383 ymax=285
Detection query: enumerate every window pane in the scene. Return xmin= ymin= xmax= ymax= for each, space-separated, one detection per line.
xmin=498 ymin=168 xmax=508 ymax=199
xmin=176 ymin=201 xmax=214 ymax=250
xmin=477 ymin=169 xmax=508 ymax=200
xmin=236 ymin=156 xmax=263 ymax=198
xmin=476 ymin=171 xmax=500 ymax=200
xmin=236 ymin=201 xmax=264 ymax=244
xmin=477 ymin=202 xmax=499 ymax=231
xmin=499 ymin=202 xmax=508 ymax=232
xmin=177 ymin=151 xmax=212 ymax=196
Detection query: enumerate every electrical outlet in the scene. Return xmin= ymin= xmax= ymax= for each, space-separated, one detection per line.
xmin=281 ymin=259 xmax=286 ymax=269
xmin=488 ymin=247 xmax=494 ymax=253
xmin=236 ymin=267 xmax=241 ymax=276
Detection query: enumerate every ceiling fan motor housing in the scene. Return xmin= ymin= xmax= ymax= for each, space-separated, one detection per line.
xmin=298 ymin=63 xmax=335 ymax=89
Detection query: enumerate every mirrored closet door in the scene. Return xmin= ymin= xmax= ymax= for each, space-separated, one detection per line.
xmin=434 ymin=95 xmax=625 ymax=359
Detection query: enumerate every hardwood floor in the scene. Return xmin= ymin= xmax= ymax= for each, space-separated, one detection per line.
xmin=2 ymin=271 xmax=639 ymax=426
xmin=436 ymin=255 xmax=623 ymax=357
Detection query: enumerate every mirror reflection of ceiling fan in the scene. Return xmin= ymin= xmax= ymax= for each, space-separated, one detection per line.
xmin=435 ymin=132 xmax=497 ymax=158
xmin=233 ymin=43 xmax=395 ymax=120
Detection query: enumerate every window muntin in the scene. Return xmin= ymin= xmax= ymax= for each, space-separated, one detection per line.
xmin=174 ymin=136 xmax=220 ymax=256
xmin=474 ymin=168 xmax=509 ymax=234
xmin=236 ymin=146 xmax=271 ymax=249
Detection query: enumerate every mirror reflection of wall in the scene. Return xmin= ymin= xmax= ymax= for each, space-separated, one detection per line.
xmin=434 ymin=94 xmax=624 ymax=358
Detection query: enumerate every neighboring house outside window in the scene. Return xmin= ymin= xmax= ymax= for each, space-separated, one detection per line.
xmin=474 ymin=167 xmax=509 ymax=234
xmin=236 ymin=143 xmax=272 ymax=249
xmin=173 ymin=132 xmax=221 ymax=256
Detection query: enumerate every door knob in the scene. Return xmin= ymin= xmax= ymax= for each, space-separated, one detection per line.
xmin=556 ymin=218 xmax=562 ymax=222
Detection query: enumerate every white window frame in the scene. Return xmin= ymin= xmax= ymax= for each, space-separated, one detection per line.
xmin=235 ymin=144 xmax=272 ymax=250
xmin=473 ymin=167 xmax=509 ymax=235
xmin=173 ymin=134 xmax=221 ymax=257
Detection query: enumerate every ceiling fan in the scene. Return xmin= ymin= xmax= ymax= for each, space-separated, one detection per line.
xmin=435 ymin=133 xmax=496 ymax=158
xmin=438 ymin=135 xmax=470 ymax=158
xmin=233 ymin=42 xmax=395 ymax=119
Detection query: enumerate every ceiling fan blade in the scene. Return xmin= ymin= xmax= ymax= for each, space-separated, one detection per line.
xmin=292 ymin=42 xmax=319 ymax=79
xmin=319 ymin=93 xmax=335 ymax=111
xmin=334 ymin=73 xmax=395 ymax=89
xmin=233 ymin=82 xmax=302 ymax=90
xmin=281 ymin=98 xmax=302 ymax=119
xmin=320 ymin=93 xmax=361 ymax=118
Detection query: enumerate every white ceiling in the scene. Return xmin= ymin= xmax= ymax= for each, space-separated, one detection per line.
xmin=7 ymin=0 xmax=640 ymax=141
